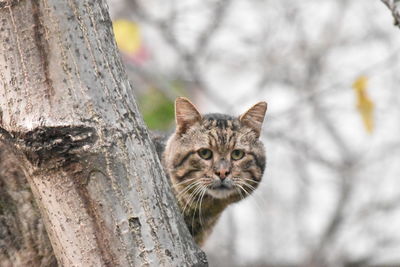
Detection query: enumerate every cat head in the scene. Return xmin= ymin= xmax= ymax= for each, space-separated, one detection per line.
xmin=164 ymin=97 xmax=267 ymax=200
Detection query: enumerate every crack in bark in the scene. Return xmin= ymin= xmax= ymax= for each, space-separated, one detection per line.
xmin=9 ymin=126 xmax=97 ymax=168
xmin=31 ymin=0 xmax=54 ymax=99
xmin=74 ymin=176 xmax=118 ymax=267
xmin=127 ymin=216 xmax=150 ymax=263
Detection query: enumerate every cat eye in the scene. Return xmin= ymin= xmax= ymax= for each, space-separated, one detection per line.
xmin=198 ymin=148 xmax=213 ymax=160
xmin=231 ymin=149 xmax=245 ymax=160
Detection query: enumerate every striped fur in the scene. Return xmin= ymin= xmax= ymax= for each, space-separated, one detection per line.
xmin=158 ymin=98 xmax=267 ymax=246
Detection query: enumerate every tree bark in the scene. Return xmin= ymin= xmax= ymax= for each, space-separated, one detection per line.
xmin=0 ymin=0 xmax=207 ymax=266
xmin=0 ymin=139 xmax=57 ymax=267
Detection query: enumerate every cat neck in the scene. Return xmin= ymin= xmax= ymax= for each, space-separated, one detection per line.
xmin=178 ymin=190 xmax=241 ymax=216
xmin=177 ymin=192 xmax=242 ymax=245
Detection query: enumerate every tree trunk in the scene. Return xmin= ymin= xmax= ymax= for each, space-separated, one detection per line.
xmin=0 ymin=139 xmax=57 ymax=267
xmin=0 ymin=0 xmax=207 ymax=266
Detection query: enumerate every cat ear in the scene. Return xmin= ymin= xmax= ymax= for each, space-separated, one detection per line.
xmin=175 ymin=97 xmax=202 ymax=134
xmin=239 ymin=101 xmax=267 ymax=137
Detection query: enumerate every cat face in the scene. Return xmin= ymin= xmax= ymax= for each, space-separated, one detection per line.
xmin=164 ymin=98 xmax=267 ymax=201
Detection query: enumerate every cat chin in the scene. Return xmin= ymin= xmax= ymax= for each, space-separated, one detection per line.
xmin=207 ymin=188 xmax=236 ymax=199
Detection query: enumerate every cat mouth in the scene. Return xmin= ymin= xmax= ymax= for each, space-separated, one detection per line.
xmin=211 ymin=184 xmax=232 ymax=190
xmin=207 ymin=183 xmax=236 ymax=199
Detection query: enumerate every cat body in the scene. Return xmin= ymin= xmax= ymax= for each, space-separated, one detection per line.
xmin=152 ymin=98 xmax=267 ymax=246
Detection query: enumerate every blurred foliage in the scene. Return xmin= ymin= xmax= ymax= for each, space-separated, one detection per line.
xmin=112 ymin=19 xmax=182 ymax=130
xmin=113 ymin=19 xmax=141 ymax=54
xmin=113 ymin=19 xmax=149 ymax=64
xmin=352 ymin=76 xmax=374 ymax=133
xmin=138 ymin=89 xmax=175 ymax=130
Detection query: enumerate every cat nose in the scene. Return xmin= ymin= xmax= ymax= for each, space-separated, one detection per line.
xmin=215 ymin=168 xmax=230 ymax=180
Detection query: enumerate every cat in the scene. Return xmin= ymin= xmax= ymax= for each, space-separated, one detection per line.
xmin=152 ymin=97 xmax=267 ymax=246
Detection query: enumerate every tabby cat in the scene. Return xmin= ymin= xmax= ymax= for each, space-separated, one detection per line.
xmin=153 ymin=97 xmax=267 ymax=246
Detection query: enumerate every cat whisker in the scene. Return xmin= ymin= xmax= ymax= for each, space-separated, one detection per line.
xmin=182 ymin=189 xmax=198 ymax=217
xmin=239 ymin=181 xmax=268 ymax=207
xmin=180 ymin=182 xmax=203 ymax=203
xmin=176 ymin=184 xmax=200 ymax=203
xmin=175 ymin=177 xmax=207 ymax=191
xmin=191 ymin=186 xmax=207 ymax=232
xmin=236 ymin=186 xmax=246 ymax=201
xmin=179 ymin=183 xmax=205 ymax=216
xmin=182 ymin=179 xmax=209 ymax=206
xmin=198 ymin=187 xmax=208 ymax=228
xmin=182 ymin=183 xmax=205 ymax=216
xmin=235 ymin=183 xmax=265 ymax=213
xmin=240 ymin=177 xmax=260 ymax=184
xmin=173 ymin=177 xmax=198 ymax=187
xmin=235 ymin=181 xmax=265 ymax=214
xmin=176 ymin=180 xmax=205 ymax=199
xmin=191 ymin=185 xmax=207 ymax=232
xmin=235 ymin=183 xmax=250 ymax=198
xmin=239 ymin=181 xmax=257 ymax=191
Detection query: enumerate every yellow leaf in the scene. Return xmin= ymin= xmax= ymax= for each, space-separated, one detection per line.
xmin=112 ymin=20 xmax=141 ymax=54
xmin=352 ymin=76 xmax=374 ymax=133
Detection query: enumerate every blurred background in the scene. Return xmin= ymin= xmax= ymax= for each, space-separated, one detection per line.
xmin=108 ymin=0 xmax=400 ymax=266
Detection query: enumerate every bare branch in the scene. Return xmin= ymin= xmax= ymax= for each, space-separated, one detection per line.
xmin=382 ymin=0 xmax=400 ymax=26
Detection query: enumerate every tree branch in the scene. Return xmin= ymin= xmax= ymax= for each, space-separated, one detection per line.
xmin=382 ymin=0 xmax=400 ymax=26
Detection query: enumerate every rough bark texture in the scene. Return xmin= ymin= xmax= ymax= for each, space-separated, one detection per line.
xmin=0 ymin=0 xmax=207 ymax=266
xmin=0 ymin=139 xmax=57 ymax=267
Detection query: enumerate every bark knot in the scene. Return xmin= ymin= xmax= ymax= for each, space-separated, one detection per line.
xmin=128 ymin=217 xmax=141 ymax=232
xmin=14 ymin=126 xmax=97 ymax=168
